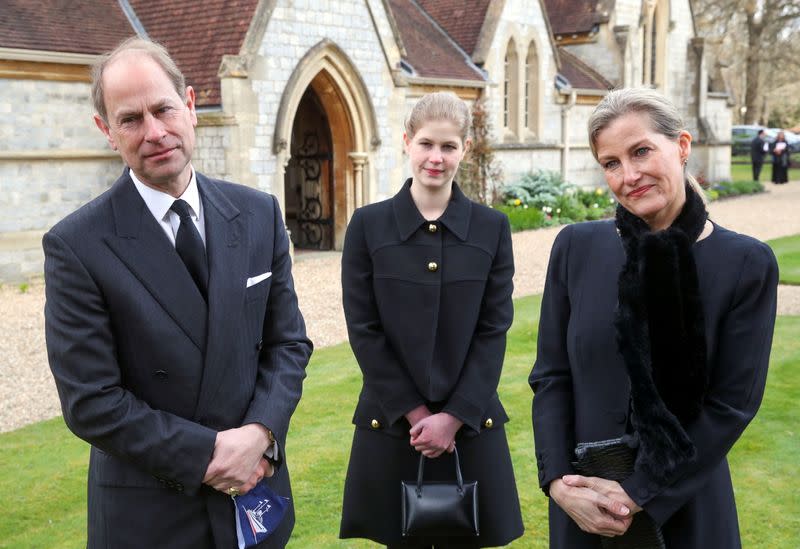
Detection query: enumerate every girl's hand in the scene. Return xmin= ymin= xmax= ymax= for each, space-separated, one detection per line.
xmin=408 ymin=412 xmax=463 ymax=458
xmin=404 ymin=404 xmax=432 ymax=427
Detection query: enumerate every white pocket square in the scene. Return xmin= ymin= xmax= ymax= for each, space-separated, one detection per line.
xmin=246 ymin=272 xmax=272 ymax=288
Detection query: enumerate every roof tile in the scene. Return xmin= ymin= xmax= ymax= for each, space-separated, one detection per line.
xmin=127 ymin=0 xmax=259 ymax=106
xmin=543 ymin=0 xmax=608 ymax=36
xmin=389 ymin=0 xmax=485 ymax=82
xmin=0 ymin=0 xmax=133 ymax=54
xmin=557 ymin=47 xmax=613 ymax=90
xmin=415 ymin=0 xmax=490 ymax=55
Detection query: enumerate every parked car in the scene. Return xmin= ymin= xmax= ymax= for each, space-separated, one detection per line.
xmin=731 ymin=125 xmax=768 ymax=156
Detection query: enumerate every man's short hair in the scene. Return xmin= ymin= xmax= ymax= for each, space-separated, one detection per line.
xmin=758 ymin=129 xmax=766 ymax=136
xmin=91 ymin=37 xmax=187 ymax=122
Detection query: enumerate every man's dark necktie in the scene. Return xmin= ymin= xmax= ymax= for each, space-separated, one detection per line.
xmin=170 ymin=199 xmax=208 ymax=298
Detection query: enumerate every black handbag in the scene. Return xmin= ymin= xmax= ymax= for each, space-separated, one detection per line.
xmin=401 ymin=447 xmax=479 ymax=538
xmin=572 ymin=436 xmax=666 ymax=549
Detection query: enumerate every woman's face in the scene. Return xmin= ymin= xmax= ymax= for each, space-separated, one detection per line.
xmin=404 ymin=119 xmax=468 ymax=191
xmin=595 ymin=111 xmax=691 ymax=230
xmin=777 ymin=131 xmax=785 ymax=141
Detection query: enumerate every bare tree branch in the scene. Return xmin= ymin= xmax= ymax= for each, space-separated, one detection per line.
xmin=694 ymin=0 xmax=800 ymax=124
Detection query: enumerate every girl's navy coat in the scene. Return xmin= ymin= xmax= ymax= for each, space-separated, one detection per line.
xmin=339 ymin=180 xmax=524 ymax=547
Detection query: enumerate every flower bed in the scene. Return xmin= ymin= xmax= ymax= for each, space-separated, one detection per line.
xmin=496 ymin=170 xmax=766 ymax=233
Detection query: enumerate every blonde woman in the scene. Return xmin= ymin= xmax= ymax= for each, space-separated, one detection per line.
xmin=530 ymin=87 xmax=778 ymax=548
xmin=340 ymin=92 xmax=524 ymax=548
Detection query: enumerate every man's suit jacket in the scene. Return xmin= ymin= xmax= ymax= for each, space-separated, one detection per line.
xmin=750 ymin=135 xmax=766 ymax=163
xmin=43 ymin=170 xmax=312 ymax=549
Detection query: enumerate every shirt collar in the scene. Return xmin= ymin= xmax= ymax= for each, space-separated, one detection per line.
xmin=392 ymin=178 xmax=471 ymax=241
xmin=130 ymin=167 xmax=200 ymax=221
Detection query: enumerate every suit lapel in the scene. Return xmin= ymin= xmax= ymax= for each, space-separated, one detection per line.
xmin=193 ymin=174 xmax=248 ymax=419
xmin=104 ymin=172 xmax=208 ymax=350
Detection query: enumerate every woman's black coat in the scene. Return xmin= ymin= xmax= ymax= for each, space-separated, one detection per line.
xmin=770 ymin=140 xmax=791 ymax=183
xmin=339 ymin=180 xmax=524 ymax=546
xmin=530 ymin=220 xmax=778 ymax=548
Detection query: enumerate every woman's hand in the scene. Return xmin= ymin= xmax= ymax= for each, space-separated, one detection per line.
xmin=561 ymin=475 xmax=642 ymax=514
xmin=549 ymin=478 xmax=633 ymax=537
xmin=408 ymin=412 xmax=463 ymax=458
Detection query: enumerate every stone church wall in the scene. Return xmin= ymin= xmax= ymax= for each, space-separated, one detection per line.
xmin=0 ymin=78 xmax=120 ymax=281
xmin=193 ymin=123 xmax=234 ymax=182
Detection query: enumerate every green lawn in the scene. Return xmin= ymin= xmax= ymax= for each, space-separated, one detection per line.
xmin=730 ymin=161 xmax=800 ymax=183
xmin=1 ymin=297 xmax=798 ymax=548
xmin=766 ymin=234 xmax=800 ymax=285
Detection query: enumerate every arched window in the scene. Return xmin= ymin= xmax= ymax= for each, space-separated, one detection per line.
xmin=525 ymin=41 xmax=539 ymax=137
xmin=650 ymin=6 xmax=659 ymax=84
xmin=503 ymin=39 xmax=519 ymax=137
xmin=641 ymin=24 xmax=649 ymax=84
xmin=642 ymin=0 xmax=668 ymax=89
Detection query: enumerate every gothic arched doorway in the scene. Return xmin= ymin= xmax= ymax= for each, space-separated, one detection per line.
xmin=274 ymin=39 xmax=380 ymax=251
xmin=284 ymin=86 xmax=334 ymax=250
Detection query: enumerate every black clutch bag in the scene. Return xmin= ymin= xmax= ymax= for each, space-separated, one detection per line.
xmin=401 ymin=447 xmax=479 ymax=538
xmin=572 ymin=437 xmax=665 ymax=549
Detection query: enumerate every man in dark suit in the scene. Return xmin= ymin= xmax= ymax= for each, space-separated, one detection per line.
xmin=750 ymin=128 xmax=768 ymax=181
xmin=43 ymin=38 xmax=312 ymax=548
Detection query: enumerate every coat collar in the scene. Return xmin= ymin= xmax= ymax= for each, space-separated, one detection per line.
xmin=196 ymin=172 xmax=240 ymax=223
xmin=107 ymin=169 xmax=248 ymax=419
xmin=106 ymin=169 xmax=208 ymax=350
xmin=392 ymin=178 xmax=471 ymax=241
xmin=106 ymin=170 xmax=245 ymax=355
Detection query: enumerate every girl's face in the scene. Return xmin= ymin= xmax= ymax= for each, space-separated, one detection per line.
xmin=404 ymin=119 xmax=468 ymax=192
xmin=595 ymin=111 xmax=691 ymax=230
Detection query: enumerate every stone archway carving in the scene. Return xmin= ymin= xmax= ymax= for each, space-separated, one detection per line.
xmin=274 ymin=39 xmax=380 ymax=249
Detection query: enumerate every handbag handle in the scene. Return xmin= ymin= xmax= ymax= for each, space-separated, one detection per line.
xmin=415 ymin=447 xmax=464 ymax=495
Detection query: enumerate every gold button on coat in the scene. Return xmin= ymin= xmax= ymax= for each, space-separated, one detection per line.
xmin=428 ymin=223 xmax=438 ymax=233
xmin=427 ymin=262 xmax=438 ymax=272
xmin=370 ymin=419 xmax=381 ymax=429
xmin=484 ymin=418 xmax=494 ymax=428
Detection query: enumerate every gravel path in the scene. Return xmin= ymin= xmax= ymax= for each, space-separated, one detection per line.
xmin=2 ymin=183 xmax=799 ymax=433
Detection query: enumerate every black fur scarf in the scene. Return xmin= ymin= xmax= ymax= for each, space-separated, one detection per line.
xmin=615 ymin=183 xmax=709 ymax=484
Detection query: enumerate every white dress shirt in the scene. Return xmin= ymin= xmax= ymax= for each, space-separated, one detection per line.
xmin=130 ymin=168 xmax=206 ymax=248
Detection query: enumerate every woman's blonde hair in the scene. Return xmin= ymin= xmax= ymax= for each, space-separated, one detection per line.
xmin=588 ymin=87 xmax=706 ymax=199
xmin=404 ymin=92 xmax=472 ymax=143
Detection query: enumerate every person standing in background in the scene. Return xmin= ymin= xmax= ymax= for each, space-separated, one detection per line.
xmin=771 ymin=130 xmax=791 ymax=184
xmin=749 ymin=128 xmax=768 ymax=181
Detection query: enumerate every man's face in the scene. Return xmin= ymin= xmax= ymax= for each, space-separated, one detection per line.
xmin=94 ymin=52 xmax=197 ymax=195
